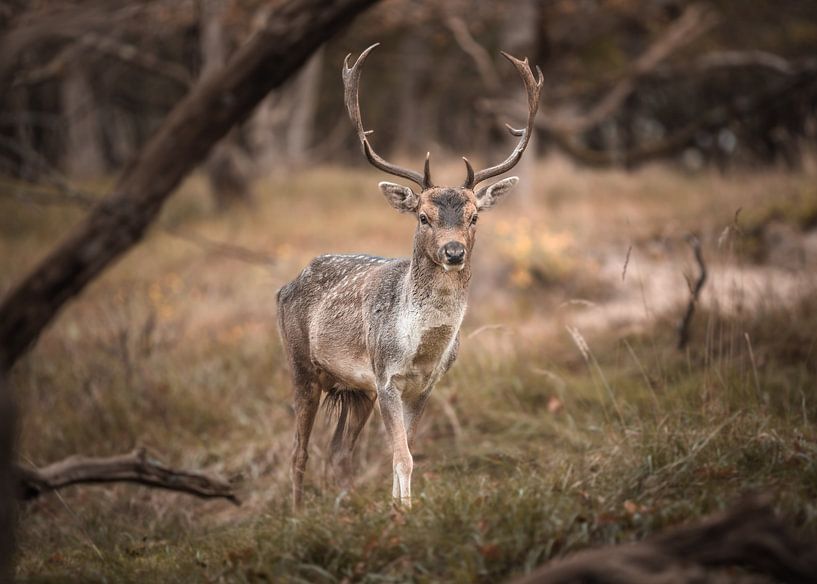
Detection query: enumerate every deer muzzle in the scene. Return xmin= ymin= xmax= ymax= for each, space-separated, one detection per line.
xmin=441 ymin=241 xmax=466 ymax=270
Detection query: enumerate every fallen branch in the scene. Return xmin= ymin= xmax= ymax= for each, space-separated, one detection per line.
xmin=677 ymin=234 xmax=707 ymax=350
xmin=17 ymin=448 xmax=239 ymax=504
xmin=514 ymin=495 xmax=817 ymax=584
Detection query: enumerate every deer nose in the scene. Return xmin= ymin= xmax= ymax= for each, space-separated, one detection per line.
xmin=443 ymin=242 xmax=466 ymax=264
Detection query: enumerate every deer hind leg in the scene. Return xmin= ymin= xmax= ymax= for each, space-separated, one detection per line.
xmin=291 ymin=372 xmax=321 ymax=511
xmin=378 ymin=383 xmax=413 ymax=508
xmin=327 ymin=389 xmax=376 ymax=488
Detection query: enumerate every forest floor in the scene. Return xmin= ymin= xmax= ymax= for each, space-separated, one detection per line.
xmin=3 ymin=157 xmax=817 ymax=583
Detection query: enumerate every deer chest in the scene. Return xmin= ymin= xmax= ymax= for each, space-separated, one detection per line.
xmin=395 ymin=304 xmax=464 ymax=384
xmin=411 ymin=324 xmax=455 ymax=372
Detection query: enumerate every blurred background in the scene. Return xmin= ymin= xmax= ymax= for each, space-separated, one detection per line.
xmin=3 ymin=0 xmax=817 ymax=191
xmin=2 ymin=0 xmax=817 ymax=581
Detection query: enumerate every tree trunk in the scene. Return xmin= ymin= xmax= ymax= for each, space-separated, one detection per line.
xmin=62 ymin=62 xmax=107 ymax=178
xmin=397 ymin=31 xmax=434 ymax=156
xmin=247 ymin=91 xmax=287 ymax=172
xmin=104 ymin=106 xmax=137 ymax=170
xmin=0 ymin=377 xmax=15 ymax=582
xmin=286 ymin=48 xmax=324 ymax=165
xmin=248 ymin=48 xmax=324 ymax=174
xmin=200 ymin=0 xmax=251 ymax=208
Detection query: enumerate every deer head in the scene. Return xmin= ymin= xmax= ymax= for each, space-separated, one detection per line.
xmin=343 ymin=43 xmax=543 ymax=272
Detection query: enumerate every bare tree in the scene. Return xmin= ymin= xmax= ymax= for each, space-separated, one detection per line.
xmin=61 ymin=61 xmax=107 ymax=177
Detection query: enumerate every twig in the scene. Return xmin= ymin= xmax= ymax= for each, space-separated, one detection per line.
xmin=466 ymin=323 xmax=512 ymax=340
xmin=432 ymin=393 xmax=462 ymax=446
xmin=621 ymin=245 xmax=632 ymax=281
xmin=17 ymin=448 xmax=239 ymax=504
xmin=677 ymin=234 xmax=707 ymax=350
xmin=745 ymin=332 xmax=762 ymax=398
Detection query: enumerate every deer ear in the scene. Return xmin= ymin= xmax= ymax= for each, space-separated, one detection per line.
xmin=475 ymin=176 xmax=519 ymax=211
xmin=379 ymin=182 xmax=419 ymax=213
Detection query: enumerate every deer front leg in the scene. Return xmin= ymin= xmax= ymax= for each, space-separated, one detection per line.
xmin=378 ymin=382 xmax=413 ymax=508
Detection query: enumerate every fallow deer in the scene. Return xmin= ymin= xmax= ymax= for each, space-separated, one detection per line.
xmin=277 ymin=43 xmax=542 ymax=509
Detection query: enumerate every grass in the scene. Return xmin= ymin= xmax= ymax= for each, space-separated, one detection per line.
xmin=4 ymin=159 xmax=817 ymax=582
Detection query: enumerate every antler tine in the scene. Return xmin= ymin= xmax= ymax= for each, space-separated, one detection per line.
xmin=343 ymin=43 xmax=432 ymax=190
xmin=462 ymin=157 xmax=474 ymax=188
xmin=464 ymin=52 xmax=543 ymax=189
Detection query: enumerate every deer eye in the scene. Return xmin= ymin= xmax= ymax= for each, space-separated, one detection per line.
xmin=419 ymin=213 xmax=429 ymax=225
xmin=470 ymin=214 xmax=478 ymax=226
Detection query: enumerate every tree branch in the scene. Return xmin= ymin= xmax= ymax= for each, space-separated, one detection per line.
xmin=445 ymin=16 xmax=501 ymax=91
xmin=659 ymin=50 xmax=814 ymax=78
xmin=17 ymin=448 xmax=239 ymax=504
xmin=12 ymin=31 xmax=192 ymax=89
xmin=538 ymin=4 xmax=717 ymax=135
xmin=0 ymin=3 xmax=144 ymax=95
xmin=549 ymin=62 xmax=817 ymax=167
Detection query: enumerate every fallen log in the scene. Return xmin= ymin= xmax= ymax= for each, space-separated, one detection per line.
xmin=17 ymin=448 xmax=238 ymax=504
xmin=512 ymin=496 xmax=817 ymax=584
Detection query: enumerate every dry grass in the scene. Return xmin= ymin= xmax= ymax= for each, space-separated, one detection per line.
xmin=4 ymin=159 xmax=817 ymax=582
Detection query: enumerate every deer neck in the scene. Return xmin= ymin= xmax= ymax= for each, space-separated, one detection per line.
xmin=404 ymin=244 xmax=471 ymax=317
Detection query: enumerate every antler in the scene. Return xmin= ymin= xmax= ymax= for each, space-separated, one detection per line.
xmin=343 ymin=43 xmax=433 ymax=190
xmin=463 ymin=52 xmax=543 ymax=189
